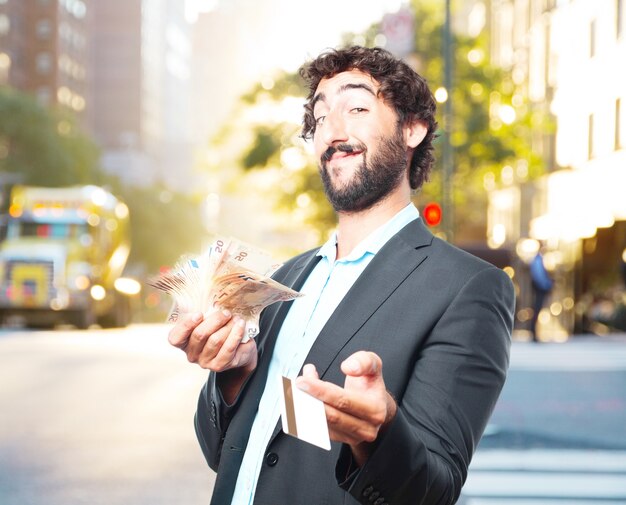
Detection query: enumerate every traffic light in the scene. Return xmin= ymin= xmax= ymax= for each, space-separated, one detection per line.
xmin=423 ymin=202 xmax=442 ymax=227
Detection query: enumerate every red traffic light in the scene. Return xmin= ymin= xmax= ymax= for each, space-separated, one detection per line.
xmin=423 ymin=202 xmax=442 ymax=226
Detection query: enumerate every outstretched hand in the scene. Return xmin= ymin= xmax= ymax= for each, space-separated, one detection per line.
xmin=296 ymin=351 xmax=397 ymax=467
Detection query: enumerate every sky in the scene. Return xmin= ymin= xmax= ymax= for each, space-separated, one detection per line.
xmin=189 ymin=0 xmax=407 ymax=77
xmin=187 ymin=0 xmax=410 ymax=141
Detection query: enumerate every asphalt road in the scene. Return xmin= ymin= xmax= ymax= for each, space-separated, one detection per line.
xmin=2 ymin=325 xmax=625 ymax=505
xmin=0 ymin=324 xmax=215 ymax=505
xmin=461 ymin=336 xmax=626 ymax=504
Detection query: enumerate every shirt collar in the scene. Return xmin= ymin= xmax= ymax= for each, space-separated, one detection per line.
xmin=317 ymin=204 xmax=420 ymax=264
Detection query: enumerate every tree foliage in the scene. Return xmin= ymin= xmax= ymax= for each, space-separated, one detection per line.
xmin=0 ymin=86 xmax=204 ymax=275
xmin=0 ymin=86 xmax=100 ymax=188
xmin=107 ymin=181 xmax=206 ymax=274
xmin=206 ymin=0 xmax=552 ymax=244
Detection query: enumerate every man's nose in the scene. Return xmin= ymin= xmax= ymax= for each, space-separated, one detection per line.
xmin=320 ymin=111 xmax=348 ymax=146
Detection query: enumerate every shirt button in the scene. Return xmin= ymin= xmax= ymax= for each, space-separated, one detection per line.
xmin=265 ymin=452 xmax=279 ymax=466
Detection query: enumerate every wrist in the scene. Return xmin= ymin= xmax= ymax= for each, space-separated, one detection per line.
xmin=216 ymin=355 xmax=257 ymax=405
xmin=350 ymin=391 xmax=397 ymax=467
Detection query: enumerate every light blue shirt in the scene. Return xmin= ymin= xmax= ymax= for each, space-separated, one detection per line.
xmin=231 ymin=204 xmax=420 ymax=504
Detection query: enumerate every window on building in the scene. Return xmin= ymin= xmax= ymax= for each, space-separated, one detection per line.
xmin=544 ymin=0 xmax=556 ymax=12
xmin=35 ymin=52 xmax=52 ymax=74
xmin=0 ymin=14 xmax=10 ymax=36
xmin=617 ymin=99 xmax=623 ymax=150
xmin=0 ymin=52 xmax=10 ymax=83
xmin=618 ymin=0 xmax=624 ymax=38
xmin=36 ymin=19 xmax=52 ymax=40
xmin=588 ymin=113 xmax=595 ymax=159
xmin=590 ymin=19 xmax=596 ymax=58
xmin=37 ymin=86 xmax=52 ymax=106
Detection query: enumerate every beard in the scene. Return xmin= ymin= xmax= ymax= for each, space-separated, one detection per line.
xmin=319 ymin=126 xmax=408 ymax=213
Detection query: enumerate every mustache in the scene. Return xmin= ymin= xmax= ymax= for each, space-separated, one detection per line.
xmin=320 ymin=143 xmax=366 ymax=163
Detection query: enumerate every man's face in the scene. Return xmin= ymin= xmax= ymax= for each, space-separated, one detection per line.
xmin=311 ymin=69 xmax=410 ymax=213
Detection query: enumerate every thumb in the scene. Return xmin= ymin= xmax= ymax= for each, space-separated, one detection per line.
xmin=341 ymin=351 xmax=382 ymax=377
xmin=301 ymin=363 xmax=319 ymax=380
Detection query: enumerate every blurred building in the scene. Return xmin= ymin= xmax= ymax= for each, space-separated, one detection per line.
xmin=0 ymin=0 xmax=91 ymax=123
xmin=0 ymin=0 xmax=197 ymax=191
xmin=488 ymin=0 xmax=626 ymax=338
xmin=91 ymin=0 xmax=194 ymax=190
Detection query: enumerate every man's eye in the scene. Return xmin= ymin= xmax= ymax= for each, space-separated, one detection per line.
xmin=350 ymin=107 xmax=367 ymax=114
xmin=315 ymin=116 xmax=326 ymax=126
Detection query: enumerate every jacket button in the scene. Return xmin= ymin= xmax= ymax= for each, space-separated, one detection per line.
xmin=265 ymin=452 xmax=279 ymax=466
xmin=368 ymin=491 xmax=380 ymax=501
xmin=362 ymin=486 xmax=374 ymax=497
xmin=374 ymin=498 xmax=385 ymax=505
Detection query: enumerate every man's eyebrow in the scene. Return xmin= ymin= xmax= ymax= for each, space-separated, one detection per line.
xmin=311 ymin=82 xmax=377 ymax=110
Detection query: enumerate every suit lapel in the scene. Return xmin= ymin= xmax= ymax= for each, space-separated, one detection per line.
xmin=266 ymin=218 xmax=434 ymax=443
xmin=245 ymin=250 xmax=322 ymax=400
xmin=304 ymin=218 xmax=434 ymax=379
xmin=261 ymin=250 xmax=321 ymax=341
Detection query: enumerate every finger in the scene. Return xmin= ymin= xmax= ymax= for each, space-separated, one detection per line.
xmin=168 ymin=312 xmax=203 ymax=348
xmin=187 ymin=318 xmax=236 ymax=363
xmin=182 ymin=310 xmax=234 ymax=358
xmin=301 ymin=363 xmax=319 ymax=380
xmin=200 ymin=317 xmax=247 ymax=370
xmin=341 ymin=351 xmax=382 ymax=377
xmin=188 ymin=309 xmax=234 ymax=348
xmin=324 ymin=405 xmax=382 ymax=444
xmin=296 ymin=375 xmax=376 ymax=420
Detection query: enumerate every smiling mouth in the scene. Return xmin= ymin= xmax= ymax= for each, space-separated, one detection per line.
xmin=330 ymin=150 xmax=363 ymax=162
xmin=321 ymin=144 xmax=366 ymax=164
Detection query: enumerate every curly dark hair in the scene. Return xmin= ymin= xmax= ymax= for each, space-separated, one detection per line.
xmin=299 ymin=46 xmax=438 ymax=190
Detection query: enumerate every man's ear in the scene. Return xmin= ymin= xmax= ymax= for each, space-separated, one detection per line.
xmin=404 ymin=118 xmax=428 ymax=148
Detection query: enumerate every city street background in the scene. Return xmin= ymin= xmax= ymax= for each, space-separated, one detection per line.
xmin=2 ymin=325 xmax=625 ymax=504
xmin=1 ymin=0 xmax=626 ymax=503
xmin=0 ymin=325 xmax=215 ymax=505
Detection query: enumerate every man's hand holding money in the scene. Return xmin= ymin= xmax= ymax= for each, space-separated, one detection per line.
xmin=149 ymin=237 xmax=302 ymax=342
xmin=168 ymin=309 xmax=257 ymax=404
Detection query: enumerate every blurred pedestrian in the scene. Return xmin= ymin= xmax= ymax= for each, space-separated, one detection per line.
xmin=620 ymin=248 xmax=626 ymax=288
xmin=529 ymin=248 xmax=553 ymax=342
xmin=168 ymin=46 xmax=514 ymax=505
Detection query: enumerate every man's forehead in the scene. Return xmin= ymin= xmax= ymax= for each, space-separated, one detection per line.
xmin=313 ymin=70 xmax=380 ymax=103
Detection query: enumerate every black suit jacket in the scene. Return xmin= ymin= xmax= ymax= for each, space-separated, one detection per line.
xmin=195 ymin=218 xmax=514 ymax=505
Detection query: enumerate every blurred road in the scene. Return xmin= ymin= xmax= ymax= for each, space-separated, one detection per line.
xmin=1 ymin=325 xmax=625 ymax=505
xmin=462 ymin=335 xmax=626 ymax=504
xmin=0 ymin=324 xmax=215 ymax=505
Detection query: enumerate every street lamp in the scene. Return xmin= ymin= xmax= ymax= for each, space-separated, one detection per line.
xmin=442 ymin=0 xmax=454 ymax=242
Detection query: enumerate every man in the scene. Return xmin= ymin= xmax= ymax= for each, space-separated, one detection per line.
xmin=169 ymin=46 xmax=514 ymax=505
xmin=529 ymin=248 xmax=553 ymax=342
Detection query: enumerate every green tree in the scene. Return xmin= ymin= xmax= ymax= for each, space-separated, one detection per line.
xmin=0 ymin=86 xmax=100 ymax=187
xmin=108 ymin=182 xmax=206 ymax=274
xmin=402 ymin=1 xmax=550 ymax=242
xmin=0 ymin=86 xmax=204 ymax=277
xmin=204 ymin=0 xmax=552 ymax=244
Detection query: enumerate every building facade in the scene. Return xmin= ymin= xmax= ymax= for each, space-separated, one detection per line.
xmin=0 ymin=0 xmax=91 ymax=122
xmin=0 ymin=0 xmax=196 ymax=190
xmin=91 ymin=0 xmax=194 ymax=189
xmin=488 ymin=0 xmax=626 ymax=338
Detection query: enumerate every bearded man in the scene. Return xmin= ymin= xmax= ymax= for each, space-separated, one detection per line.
xmin=168 ymin=46 xmax=515 ymax=505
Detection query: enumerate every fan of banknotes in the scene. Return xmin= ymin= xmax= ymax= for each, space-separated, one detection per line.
xmin=148 ymin=237 xmax=303 ymax=342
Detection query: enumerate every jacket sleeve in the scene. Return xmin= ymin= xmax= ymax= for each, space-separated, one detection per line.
xmin=337 ymin=266 xmax=515 ymax=505
xmin=193 ymin=253 xmax=310 ymax=472
xmin=194 ymin=371 xmax=240 ymax=471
